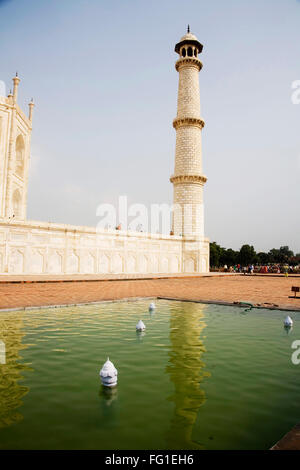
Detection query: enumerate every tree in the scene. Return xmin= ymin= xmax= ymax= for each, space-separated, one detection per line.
xmin=268 ymin=246 xmax=294 ymax=263
xmin=268 ymin=248 xmax=279 ymax=263
xmin=239 ymin=244 xmax=256 ymax=265
xmin=279 ymin=246 xmax=294 ymax=263
xmin=210 ymin=242 xmax=223 ymax=267
xmin=221 ymin=248 xmax=239 ymax=266
xmin=257 ymin=252 xmax=270 ymax=265
xmin=210 ymin=242 xmax=297 ymax=269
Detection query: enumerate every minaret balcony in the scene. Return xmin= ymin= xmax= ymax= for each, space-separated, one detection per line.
xmin=170 ymin=174 xmax=207 ymax=185
xmin=173 ymin=117 xmax=205 ymax=130
xmin=175 ymin=57 xmax=203 ymax=72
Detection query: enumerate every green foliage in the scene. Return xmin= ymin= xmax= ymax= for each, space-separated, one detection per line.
xmin=209 ymin=242 xmax=296 ymax=268
xmin=209 ymin=242 xmax=223 ymax=267
xmin=257 ymin=252 xmax=270 ymax=264
xmin=220 ymin=248 xmax=239 ymax=266
xmin=268 ymin=246 xmax=294 ymax=263
xmin=239 ymin=244 xmax=256 ymax=265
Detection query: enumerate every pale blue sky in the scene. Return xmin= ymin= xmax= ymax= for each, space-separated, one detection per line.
xmin=1 ymin=0 xmax=299 ymax=252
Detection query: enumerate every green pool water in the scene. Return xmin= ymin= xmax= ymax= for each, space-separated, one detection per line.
xmin=0 ymin=299 xmax=299 ymax=450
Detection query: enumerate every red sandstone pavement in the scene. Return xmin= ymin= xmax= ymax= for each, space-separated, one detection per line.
xmin=0 ymin=272 xmax=236 ymax=282
xmin=271 ymin=423 xmax=300 ymax=450
xmin=0 ymin=274 xmax=299 ymax=311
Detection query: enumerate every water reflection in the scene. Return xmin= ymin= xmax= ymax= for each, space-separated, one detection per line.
xmin=165 ymin=302 xmax=210 ymax=449
xmin=0 ymin=340 xmax=5 ymax=365
xmin=98 ymin=385 xmax=119 ymax=430
xmin=0 ymin=314 xmax=32 ymax=428
xmin=99 ymin=385 xmax=118 ymax=407
xmin=136 ymin=330 xmax=146 ymax=340
xmin=284 ymin=325 xmax=293 ymax=335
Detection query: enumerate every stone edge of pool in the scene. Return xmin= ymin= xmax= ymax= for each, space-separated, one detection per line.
xmin=0 ymin=295 xmax=299 ymax=313
xmin=270 ymin=423 xmax=300 ymax=450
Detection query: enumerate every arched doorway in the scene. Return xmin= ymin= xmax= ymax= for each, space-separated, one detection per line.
xmin=15 ymin=135 xmax=25 ymax=178
xmin=12 ymin=189 xmax=22 ymax=218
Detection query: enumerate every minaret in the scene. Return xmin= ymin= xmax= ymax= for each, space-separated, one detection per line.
xmin=171 ymin=27 xmax=207 ymax=239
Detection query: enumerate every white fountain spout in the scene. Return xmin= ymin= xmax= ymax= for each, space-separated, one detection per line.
xmin=284 ymin=315 xmax=293 ymax=327
xmin=136 ymin=320 xmax=146 ymax=331
xmin=99 ymin=357 xmax=118 ymax=387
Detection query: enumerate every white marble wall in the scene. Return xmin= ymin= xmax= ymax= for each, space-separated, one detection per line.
xmin=0 ymin=219 xmax=210 ymax=275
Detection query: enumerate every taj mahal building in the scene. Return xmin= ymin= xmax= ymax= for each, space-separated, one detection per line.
xmin=0 ymin=29 xmax=210 ymax=276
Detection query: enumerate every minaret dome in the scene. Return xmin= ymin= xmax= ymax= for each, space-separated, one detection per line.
xmin=175 ymin=28 xmax=203 ymax=58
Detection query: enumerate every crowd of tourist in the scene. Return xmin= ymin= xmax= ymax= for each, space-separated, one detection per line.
xmin=221 ymin=264 xmax=300 ymax=274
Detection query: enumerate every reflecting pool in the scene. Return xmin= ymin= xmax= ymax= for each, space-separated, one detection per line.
xmin=0 ymin=300 xmax=299 ymax=449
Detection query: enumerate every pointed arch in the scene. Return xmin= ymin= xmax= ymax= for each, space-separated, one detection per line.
xmin=112 ymin=253 xmax=123 ymax=273
xmin=12 ymin=189 xmax=22 ymax=217
xmin=138 ymin=254 xmax=148 ymax=273
xmin=99 ymin=253 xmax=110 ymax=273
xmin=161 ymin=257 xmax=169 ymax=273
xmin=15 ymin=134 xmax=25 ymax=178
xmin=67 ymin=251 xmax=79 ymax=273
xmin=8 ymin=249 xmax=24 ymax=273
xmin=184 ymin=258 xmax=195 ymax=273
xmin=82 ymin=252 xmax=95 ymax=273
xmin=48 ymin=251 xmax=62 ymax=273
xmin=126 ymin=255 xmax=136 ymax=273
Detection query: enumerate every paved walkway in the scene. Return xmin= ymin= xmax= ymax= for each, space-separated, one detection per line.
xmin=0 ymin=272 xmax=299 ymax=283
xmin=0 ymin=272 xmax=236 ymax=283
xmin=271 ymin=423 xmax=300 ymax=450
xmin=0 ymin=274 xmax=299 ymax=311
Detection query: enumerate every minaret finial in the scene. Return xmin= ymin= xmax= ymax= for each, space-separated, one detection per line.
xmin=187 ymin=24 xmax=190 ymax=33
xmin=12 ymin=72 xmax=21 ymax=103
xmin=28 ymin=97 xmax=35 ymax=121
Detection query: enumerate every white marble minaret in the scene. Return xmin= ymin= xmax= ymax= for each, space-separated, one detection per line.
xmin=171 ymin=27 xmax=207 ymax=239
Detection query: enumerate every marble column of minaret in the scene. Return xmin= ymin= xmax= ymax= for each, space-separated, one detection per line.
xmin=170 ymin=27 xmax=207 ymax=238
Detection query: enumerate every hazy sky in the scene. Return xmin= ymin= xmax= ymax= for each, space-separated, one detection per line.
xmin=1 ymin=0 xmax=299 ymax=253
